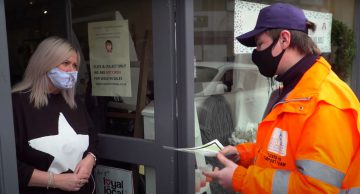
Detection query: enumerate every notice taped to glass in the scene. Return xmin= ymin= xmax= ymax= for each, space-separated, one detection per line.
xmin=88 ymin=20 xmax=132 ymax=97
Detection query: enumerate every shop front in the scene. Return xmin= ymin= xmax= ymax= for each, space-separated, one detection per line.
xmin=0 ymin=0 xmax=360 ymax=194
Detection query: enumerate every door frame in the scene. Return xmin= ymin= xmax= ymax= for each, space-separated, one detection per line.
xmin=351 ymin=0 xmax=360 ymax=98
xmin=0 ymin=0 xmax=20 ymax=193
xmin=175 ymin=0 xmax=196 ymax=193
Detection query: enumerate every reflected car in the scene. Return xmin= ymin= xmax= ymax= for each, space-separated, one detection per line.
xmin=194 ymin=61 xmax=270 ymax=145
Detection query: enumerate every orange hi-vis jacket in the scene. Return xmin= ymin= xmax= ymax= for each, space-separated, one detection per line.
xmin=232 ymin=57 xmax=360 ymax=194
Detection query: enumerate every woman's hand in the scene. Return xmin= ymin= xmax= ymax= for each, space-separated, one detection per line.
xmin=74 ymin=154 xmax=96 ymax=179
xmin=46 ymin=154 xmax=95 ymax=191
xmin=53 ymin=173 xmax=88 ymax=191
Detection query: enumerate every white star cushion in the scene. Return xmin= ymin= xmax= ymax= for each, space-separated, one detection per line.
xmin=29 ymin=112 xmax=89 ymax=174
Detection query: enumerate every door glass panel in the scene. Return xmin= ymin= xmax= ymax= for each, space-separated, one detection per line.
xmin=71 ymin=0 xmax=154 ymax=139
xmin=193 ymin=0 xmax=356 ymax=193
xmin=193 ymin=1 xmax=268 ymax=193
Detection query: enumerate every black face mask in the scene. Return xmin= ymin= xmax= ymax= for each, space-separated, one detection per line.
xmin=251 ymin=39 xmax=286 ymax=77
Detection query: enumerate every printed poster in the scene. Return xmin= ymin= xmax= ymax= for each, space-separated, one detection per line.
xmin=88 ymin=20 xmax=131 ymax=96
xmin=94 ymin=165 xmax=134 ymax=194
xmin=234 ymin=1 xmax=332 ymax=54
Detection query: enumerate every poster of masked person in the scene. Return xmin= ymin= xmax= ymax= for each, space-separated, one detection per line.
xmin=88 ymin=20 xmax=132 ymax=97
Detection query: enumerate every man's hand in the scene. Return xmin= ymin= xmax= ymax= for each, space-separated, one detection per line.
xmin=220 ymin=145 xmax=240 ymax=163
xmin=203 ymin=153 xmax=238 ymax=191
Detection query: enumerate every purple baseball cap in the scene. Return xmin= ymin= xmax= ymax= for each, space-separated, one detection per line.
xmin=236 ymin=3 xmax=308 ymax=47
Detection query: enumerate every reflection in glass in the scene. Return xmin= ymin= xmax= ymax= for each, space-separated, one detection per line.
xmin=193 ymin=0 xmax=345 ymax=193
xmin=193 ymin=0 xmax=271 ymax=193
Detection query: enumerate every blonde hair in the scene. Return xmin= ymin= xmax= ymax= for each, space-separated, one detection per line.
xmin=12 ymin=36 xmax=80 ymax=109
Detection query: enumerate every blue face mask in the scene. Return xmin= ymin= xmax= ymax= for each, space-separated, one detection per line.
xmin=47 ymin=67 xmax=78 ymax=89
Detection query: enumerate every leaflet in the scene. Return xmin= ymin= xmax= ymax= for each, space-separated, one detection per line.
xmin=163 ymin=139 xmax=224 ymax=157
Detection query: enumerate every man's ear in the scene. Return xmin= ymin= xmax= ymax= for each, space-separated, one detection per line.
xmin=279 ymin=30 xmax=291 ymax=48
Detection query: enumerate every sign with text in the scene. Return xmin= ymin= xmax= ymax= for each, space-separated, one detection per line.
xmin=234 ymin=1 xmax=332 ymax=54
xmin=88 ymin=20 xmax=132 ymax=96
xmin=94 ymin=165 xmax=134 ymax=194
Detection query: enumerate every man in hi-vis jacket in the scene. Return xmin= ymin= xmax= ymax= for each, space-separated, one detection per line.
xmin=204 ymin=3 xmax=360 ymax=194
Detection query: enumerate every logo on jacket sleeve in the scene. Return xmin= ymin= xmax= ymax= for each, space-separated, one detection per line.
xmin=268 ymin=127 xmax=288 ymax=156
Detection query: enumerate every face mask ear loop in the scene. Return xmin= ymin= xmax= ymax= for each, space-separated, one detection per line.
xmin=270 ymin=34 xmax=281 ymax=51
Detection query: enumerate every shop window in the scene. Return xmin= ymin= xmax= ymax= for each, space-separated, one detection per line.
xmin=193 ymin=0 xmax=356 ymax=193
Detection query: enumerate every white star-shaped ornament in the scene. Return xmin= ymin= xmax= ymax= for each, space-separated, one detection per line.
xmin=29 ymin=112 xmax=89 ymax=174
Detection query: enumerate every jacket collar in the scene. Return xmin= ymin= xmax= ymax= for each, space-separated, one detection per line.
xmin=285 ymin=56 xmax=330 ymax=100
xmin=263 ymin=57 xmax=330 ymax=121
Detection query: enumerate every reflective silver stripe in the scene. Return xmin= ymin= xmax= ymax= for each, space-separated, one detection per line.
xmin=340 ymin=188 xmax=360 ymax=194
xmin=296 ymin=160 xmax=345 ymax=188
xmin=272 ymin=170 xmax=290 ymax=194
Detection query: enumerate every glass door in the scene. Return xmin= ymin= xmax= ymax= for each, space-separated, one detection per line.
xmin=70 ymin=0 xmax=183 ymax=193
xmin=1 ymin=0 xmax=198 ymax=193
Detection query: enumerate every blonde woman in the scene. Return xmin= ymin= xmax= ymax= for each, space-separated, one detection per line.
xmin=12 ymin=36 xmax=98 ymax=194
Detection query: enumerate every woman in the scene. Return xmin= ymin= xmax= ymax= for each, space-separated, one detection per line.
xmin=12 ymin=36 xmax=98 ymax=194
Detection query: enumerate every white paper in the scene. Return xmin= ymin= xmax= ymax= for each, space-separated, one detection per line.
xmin=163 ymin=139 xmax=224 ymax=157
xmin=29 ymin=113 xmax=89 ymax=173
